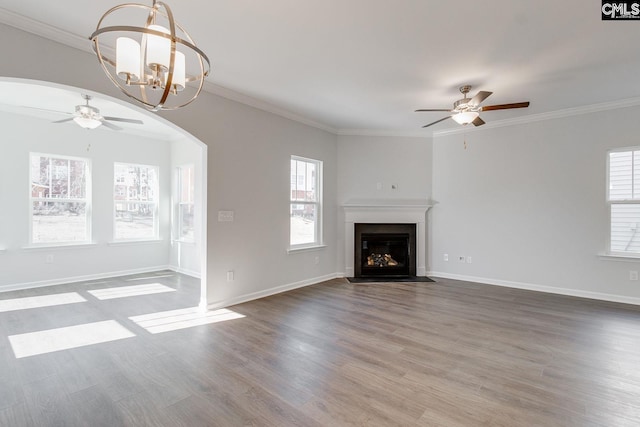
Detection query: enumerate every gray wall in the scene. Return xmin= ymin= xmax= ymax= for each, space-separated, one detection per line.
xmin=336 ymin=134 xmax=433 ymax=273
xmin=0 ymin=111 xmax=171 ymax=289
xmin=0 ymin=23 xmax=339 ymax=307
xmin=430 ymin=108 xmax=640 ymax=303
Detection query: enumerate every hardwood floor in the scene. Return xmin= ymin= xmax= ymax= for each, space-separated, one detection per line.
xmin=1 ymin=273 xmax=640 ymax=426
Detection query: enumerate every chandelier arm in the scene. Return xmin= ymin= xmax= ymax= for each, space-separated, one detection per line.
xmin=90 ymin=1 xmax=210 ymax=111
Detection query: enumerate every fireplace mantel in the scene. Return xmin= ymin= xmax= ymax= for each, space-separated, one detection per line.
xmin=342 ymin=199 xmax=432 ymax=277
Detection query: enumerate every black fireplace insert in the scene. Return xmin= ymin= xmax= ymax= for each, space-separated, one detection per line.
xmin=354 ymin=223 xmax=416 ymax=277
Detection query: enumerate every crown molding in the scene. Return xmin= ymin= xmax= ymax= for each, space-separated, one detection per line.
xmin=202 ymin=81 xmax=337 ymax=134
xmin=4 ymin=7 xmax=640 ymax=140
xmin=0 ymin=8 xmax=338 ymax=135
xmin=337 ymin=129 xmax=431 ymax=138
xmin=0 ymin=8 xmax=91 ymax=53
xmin=432 ymin=97 xmax=640 ymax=137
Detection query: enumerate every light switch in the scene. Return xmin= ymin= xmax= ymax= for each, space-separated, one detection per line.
xmin=218 ymin=211 xmax=234 ymax=222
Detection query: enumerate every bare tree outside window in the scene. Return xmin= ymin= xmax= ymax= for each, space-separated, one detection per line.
xmin=30 ymin=153 xmax=90 ymax=244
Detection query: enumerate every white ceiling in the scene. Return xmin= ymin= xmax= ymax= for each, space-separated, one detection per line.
xmin=1 ymin=0 xmax=640 ymax=134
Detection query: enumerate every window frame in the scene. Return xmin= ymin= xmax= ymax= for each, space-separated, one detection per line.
xmin=113 ymin=162 xmax=160 ymax=242
xmin=289 ymin=155 xmax=323 ymax=250
xmin=606 ymin=147 xmax=640 ymax=255
xmin=29 ymin=152 xmax=92 ymax=246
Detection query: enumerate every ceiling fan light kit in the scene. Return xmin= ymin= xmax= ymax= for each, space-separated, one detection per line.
xmin=90 ymin=0 xmax=210 ymax=111
xmin=452 ymin=111 xmax=479 ymax=125
xmin=416 ymin=85 xmax=530 ymax=128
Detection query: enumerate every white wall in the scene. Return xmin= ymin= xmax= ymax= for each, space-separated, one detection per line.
xmin=0 ymin=111 xmax=171 ymax=289
xmin=0 ymin=23 xmax=339 ymax=307
xmin=169 ymin=138 xmax=203 ymax=278
xmin=430 ymin=107 xmax=640 ymax=303
xmin=336 ymin=135 xmax=433 ymax=273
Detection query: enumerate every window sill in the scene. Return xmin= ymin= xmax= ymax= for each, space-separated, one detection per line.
xmin=23 ymin=242 xmax=98 ymax=251
xmin=598 ymin=252 xmax=640 ymax=262
xmin=287 ymin=244 xmax=327 ymax=254
xmin=108 ymin=239 xmax=164 ymax=246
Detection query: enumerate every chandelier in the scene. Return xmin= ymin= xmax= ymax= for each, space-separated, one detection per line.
xmin=90 ymin=1 xmax=210 ymax=111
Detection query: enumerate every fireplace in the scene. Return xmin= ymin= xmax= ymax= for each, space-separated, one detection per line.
xmin=355 ymin=223 xmax=416 ymax=277
xmin=342 ymin=199 xmax=431 ymax=278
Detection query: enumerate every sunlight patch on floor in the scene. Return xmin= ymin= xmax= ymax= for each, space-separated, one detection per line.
xmin=130 ymin=307 xmax=245 ymax=334
xmin=8 ymin=320 xmax=135 ymax=358
xmin=87 ymin=283 xmax=176 ymax=300
xmin=0 ymin=292 xmax=86 ymax=313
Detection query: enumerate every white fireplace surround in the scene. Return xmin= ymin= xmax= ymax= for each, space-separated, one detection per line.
xmin=343 ymin=199 xmax=432 ymax=277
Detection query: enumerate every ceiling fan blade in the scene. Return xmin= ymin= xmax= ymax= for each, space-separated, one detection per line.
xmin=415 ymin=109 xmax=451 ymax=112
xmin=52 ymin=118 xmax=74 ymax=124
xmin=469 ymin=91 xmax=492 ymax=107
xmin=103 ymin=116 xmax=144 ymax=125
xmin=422 ymin=116 xmax=451 ymax=128
xmin=100 ymin=121 xmax=122 ymax=131
xmin=472 ymin=116 xmax=485 ymax=127
xmin=481 ymin=102 xmax=530 ymax=111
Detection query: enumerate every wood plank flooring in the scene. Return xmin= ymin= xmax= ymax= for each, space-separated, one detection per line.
xmin=1 ymin=273 xmax=640 ymax=426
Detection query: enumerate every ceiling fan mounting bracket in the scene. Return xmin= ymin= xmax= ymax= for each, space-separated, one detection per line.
xmin=459 ymin=85 xmax=472 ymax=95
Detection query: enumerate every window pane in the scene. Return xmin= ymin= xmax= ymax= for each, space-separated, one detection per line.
xmin=32 ymin=202 xmax=87 ymax=243
xmin=609 ymin=151 xmax=633 ymax=200
xmin=290 ymin=204 xmax=316 ymax=245
xmin=611 ymin=204 xmax=640 ymax=253
xmin=114 ymin=164 xmax=158 ymax=202
xmin=114 ymin=202 xmax=156 ymax=240
xmin=179 ymin=166 xmax=194 ymax=203
xmin=180 ymin=204 xmax=195 ymax=240
xmin=69 ymin=160 xmax=87 ymax=199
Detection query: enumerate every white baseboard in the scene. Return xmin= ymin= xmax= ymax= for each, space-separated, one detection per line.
xmin=0 ymin=265 xmax=172 ymax=293
xmin=167 ymin=265 xmax=201 ymax=279
xmin=428 ymin=271 xmax=640 ymax=306
xmin=206 ymin=272 xmax=342 ymax=310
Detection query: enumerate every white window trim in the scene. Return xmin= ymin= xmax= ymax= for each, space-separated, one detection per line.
xmin=29 ymin=152 xmax=92 ymax=246
xmin=606 ymin=146 xmax=640 ymax=256
xmin=289 ymin=155 xmax=323 ymax=250
xmin=113 ymin=162 xmax=160 ymax=242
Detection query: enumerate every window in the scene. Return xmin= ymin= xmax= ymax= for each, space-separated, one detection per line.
xmin=114 ymin=163 xmax=159 ymax=240
xmin=608 ymin=148 xmax=640 ymax=254
xmin=290 ymin=156 xmax=322 ymax=247
xmin=177 ymin=165 xmax=195 ymax=241
xmin=30 ymin=153 xmax=91 ymax=244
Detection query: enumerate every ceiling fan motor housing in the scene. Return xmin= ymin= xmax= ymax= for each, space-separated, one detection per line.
xmin=75 ymin=104 xmax=101 ymax=119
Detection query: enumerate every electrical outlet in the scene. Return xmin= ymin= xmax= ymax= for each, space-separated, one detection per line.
xmin=458 ymin=256 xmax=465 ymax=263
xmin=466 ymin=256 xmax=472 ymax=264
xmin=227 ymin=270 xmax=234 ymax=281
xmin=630 ymin=271 xmax=638 ymax=281
xmin=45 ymin=254 xmax=54 ymax=264
xmin=314 ymin=256 xmax=320 ymax=265
xmin=443 ymin=253 xmax=449 ymax=262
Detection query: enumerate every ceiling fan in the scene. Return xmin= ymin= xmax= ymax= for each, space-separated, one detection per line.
xmin=50 ymin=94 xmax=144 ymax=130
xmin=416 ymin=85 xmax=529 ymax=128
